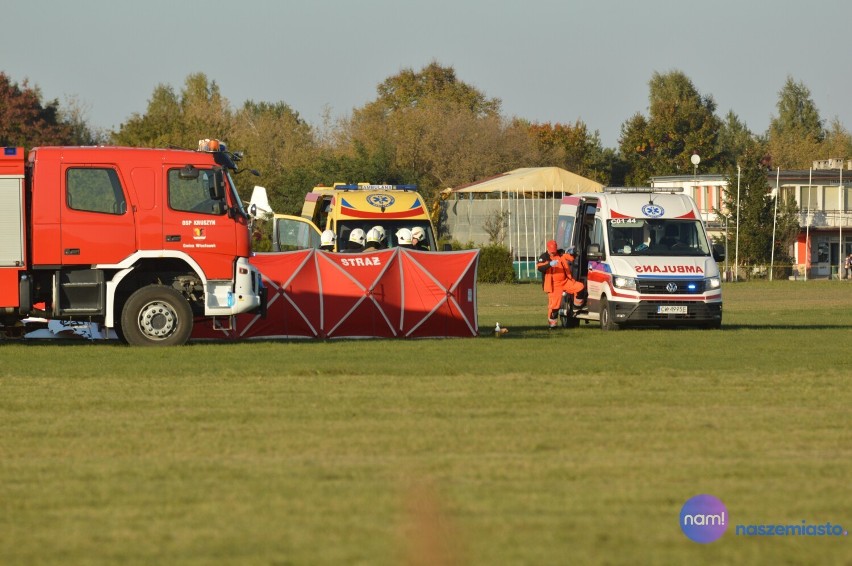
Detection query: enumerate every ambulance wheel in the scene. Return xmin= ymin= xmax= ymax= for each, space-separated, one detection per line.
xmin=600 ymin=297 xmax=620 ymax=331
xmin=559 ymin=295 xmax=580 ymax=328
xmin=120 ymin=285 xmax=193 ymax=346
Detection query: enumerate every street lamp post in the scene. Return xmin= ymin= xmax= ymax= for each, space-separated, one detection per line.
xmin=691 ymin=153 xmax=701 ymax=217
xmin=839 ymin=167 xmax=843 ymax=280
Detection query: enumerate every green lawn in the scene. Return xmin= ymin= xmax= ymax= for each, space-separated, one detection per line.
xmin=0 ymin=281 xmax=850 ymax=565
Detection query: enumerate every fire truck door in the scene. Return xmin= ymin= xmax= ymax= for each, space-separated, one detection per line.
xmin=161 ymin=167 xmax=236 ymax=280
xmin=60 ymin=166 xmax=137 ymax=265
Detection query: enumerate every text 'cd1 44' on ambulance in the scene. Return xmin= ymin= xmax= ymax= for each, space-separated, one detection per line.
xmin=556 ymin=187 xmax=725 ymax=330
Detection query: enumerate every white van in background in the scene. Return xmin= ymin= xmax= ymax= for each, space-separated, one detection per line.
xmin=556 ymin=187 xmax=725 ymax=330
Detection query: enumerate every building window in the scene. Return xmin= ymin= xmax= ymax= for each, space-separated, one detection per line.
xmin=818 ymin=241 xmax=829 ymax=263
xmin=801 ymin=186 xmax=819 ymax=211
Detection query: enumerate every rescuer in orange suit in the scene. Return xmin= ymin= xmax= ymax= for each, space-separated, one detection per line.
xmin=536 ymin=240 xmax=585 ymax=329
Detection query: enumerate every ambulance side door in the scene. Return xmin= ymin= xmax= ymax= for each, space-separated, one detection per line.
xmin=571 ymin=198 xmax=600 ymax=282
xmin=271 ymin=215 xmax=322 ymax=251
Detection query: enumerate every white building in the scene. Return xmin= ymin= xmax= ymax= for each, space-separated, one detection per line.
xmin=652 ymin=163 xmax=852 ymax=278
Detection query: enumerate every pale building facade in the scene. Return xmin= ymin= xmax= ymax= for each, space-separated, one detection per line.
xmin=652 ymin=161 xmax=852 ymax=278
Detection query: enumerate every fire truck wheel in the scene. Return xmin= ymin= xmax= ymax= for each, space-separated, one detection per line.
xmin=113 ymin=323 xmax=127 ymax=344
xmin=120 ymin=285 xmax=193 ymax=346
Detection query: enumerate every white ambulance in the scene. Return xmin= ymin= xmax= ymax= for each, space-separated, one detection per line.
xmin=556 ymin=187 xmax=724 ymax=330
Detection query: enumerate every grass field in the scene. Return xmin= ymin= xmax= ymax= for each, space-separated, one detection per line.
xmin=1 ymin=280 xmax=850 ymax=565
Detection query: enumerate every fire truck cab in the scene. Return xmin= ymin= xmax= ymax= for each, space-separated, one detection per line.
xmin=0 ymin=140 xmax=265 ymax=345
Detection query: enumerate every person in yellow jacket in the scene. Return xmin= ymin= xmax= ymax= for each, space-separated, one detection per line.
xmin=536 ymin=240 xmax=585 ymax=329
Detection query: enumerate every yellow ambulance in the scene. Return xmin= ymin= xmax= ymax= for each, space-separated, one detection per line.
xmin=272 ymin=183 xmax=437 ymax=252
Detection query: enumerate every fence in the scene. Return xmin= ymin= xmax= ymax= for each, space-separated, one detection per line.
xmin=442 ymin=196 xmax=562 ymax=279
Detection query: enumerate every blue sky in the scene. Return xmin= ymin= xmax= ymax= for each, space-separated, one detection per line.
xmin=5 ymin=0 xmax=850 ymax=149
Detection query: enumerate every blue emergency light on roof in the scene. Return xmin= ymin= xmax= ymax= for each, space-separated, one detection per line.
xmin=4 ymin=147 xmax=17 ymax=156
xmin=604 ymin=186 xmax=684 ymax=194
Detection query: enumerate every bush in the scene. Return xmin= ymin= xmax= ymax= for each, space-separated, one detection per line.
xmin=441 ymin=239 xmax=474 ymax=251
xmin=477 ymin=244 xmax=515 ymax=284
xmin=441 ymin=240 xmax=515 ymax=283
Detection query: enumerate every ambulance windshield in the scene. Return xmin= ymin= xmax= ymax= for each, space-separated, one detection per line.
xmin=607 ymin=219 xmax=710 ymax=256
xmin=337 ymin=220 xmax=435 ymax=250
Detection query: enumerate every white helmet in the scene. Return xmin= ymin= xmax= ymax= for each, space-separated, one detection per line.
xmin=396 ymin=227 xmax=412 ymax=246
xmin=320 ymin=229 xmax=336 ymax=247
xmin=411 ymin=226 xmax=426 ymax=242
xmin=366 ymin=228 xmax=382 ymax=244
xmin=348 ymin=228 xmax=366 ymax=246
xmin=371 ymin=225 xmax=386 ymax=242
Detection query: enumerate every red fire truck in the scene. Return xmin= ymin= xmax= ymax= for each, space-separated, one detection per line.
xmin=0 ymin=140 xmax=266 ymax=345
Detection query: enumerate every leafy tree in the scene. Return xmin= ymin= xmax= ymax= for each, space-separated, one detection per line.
xmin=619 ymin=71 xmax=721 ymax=185
xmin=821 ymin=118 xmax=852 ymax=161
xmin=180 ymin=73 xmax=232 ymax=143
xmin=717 ymin=111 xmax=759 ymax=171
xmin=618 ymin=113 xmax=651 ymax=184
xmin=766 ymin=77 xmax=824 ymax=168
xmin=483 ymin=209 xmax=510 ymax=244
xmin=0 ymin=72 xmax=74 ymax=147
xmin=111 ymin=83 xmax=184 ymax=147
xmin=527 ymin=120 xmax=613 ymax=184
xmin=374 ymin=61 xmax=501 ymax=118
xmin=112 ymin=73 xmax=231 ymax=149
xmin=770 ymin=76 xmax=823 ymax=138
xmin=718 ymin=142 xmax=798 ymax=274
xmin=410 ymin=101 xmax=537 ymax=190
xmin=59 ymin=95 xmax=106 ymax=145
xmin=338 ymin=62 xmax=534 ymax=202
xmin=229 ymin=100 xmax=319 ymax=215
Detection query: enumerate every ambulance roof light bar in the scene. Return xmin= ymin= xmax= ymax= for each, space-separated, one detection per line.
xmin=603 ymin=186 xmax=684 ymax=194
xmin=334 ymin=183 xmax=418 ymax=192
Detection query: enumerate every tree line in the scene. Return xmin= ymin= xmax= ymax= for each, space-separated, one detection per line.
xmin=2 ymin=62 xmax=845 ymax=266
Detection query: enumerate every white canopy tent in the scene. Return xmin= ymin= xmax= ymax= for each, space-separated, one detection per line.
xmin=452 ymin=167 xmax=604 ymax=196
xmin=447 ymin=167 xmax=603 ymax=279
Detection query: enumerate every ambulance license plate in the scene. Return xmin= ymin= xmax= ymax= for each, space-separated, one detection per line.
xmin=658 ymin=305 xmax=687 ymax=314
